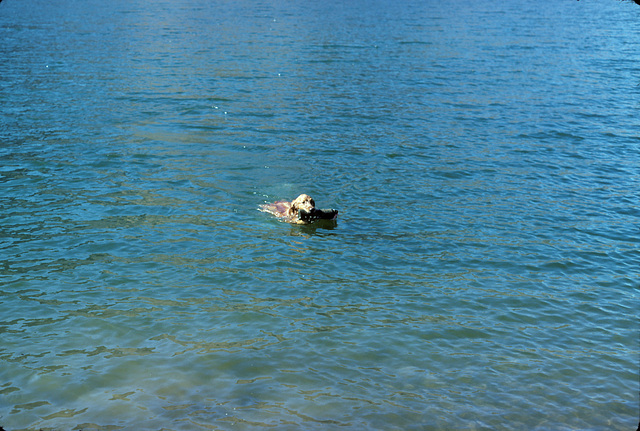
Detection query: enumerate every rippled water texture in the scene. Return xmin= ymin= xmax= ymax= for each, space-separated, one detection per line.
xmin=1 ymin=0 xmax=639 ymax=429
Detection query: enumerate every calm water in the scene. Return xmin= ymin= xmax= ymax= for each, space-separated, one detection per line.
xmin=1 ymin=0 xmax=639 ymax=429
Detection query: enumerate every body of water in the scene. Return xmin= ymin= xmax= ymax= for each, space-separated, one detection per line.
xmin=1 ymin=0 xmax=639 ymax=429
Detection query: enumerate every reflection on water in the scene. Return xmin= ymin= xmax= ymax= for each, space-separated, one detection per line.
xmin=1 ymin=0 xmax=639 ymax=429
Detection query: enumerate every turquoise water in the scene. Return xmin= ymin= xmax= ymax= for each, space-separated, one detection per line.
xmin=1 ymin=0 xmax=639 ymax=429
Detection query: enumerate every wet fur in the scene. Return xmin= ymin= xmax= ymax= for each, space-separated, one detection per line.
xmin=286 ymin=194 xmax=315 ymax=218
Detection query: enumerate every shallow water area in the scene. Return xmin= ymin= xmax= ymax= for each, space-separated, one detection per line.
xmin=1 ymin=0 xmax=639 ymax=430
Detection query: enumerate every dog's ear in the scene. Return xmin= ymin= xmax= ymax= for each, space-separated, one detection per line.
xmin=287 ymin=202 xmax=297 ymax=217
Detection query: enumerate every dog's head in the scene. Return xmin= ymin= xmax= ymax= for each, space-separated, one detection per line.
xmin=288 ymin=194 xmax=315 ymax=216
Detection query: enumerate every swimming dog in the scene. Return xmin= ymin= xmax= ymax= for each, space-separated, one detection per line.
xmin=260 ymin=194 xmax=337 ymax=224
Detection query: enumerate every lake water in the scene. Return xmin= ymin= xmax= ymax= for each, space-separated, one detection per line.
xmin=1 ymin=0 xmax=638 ymax=429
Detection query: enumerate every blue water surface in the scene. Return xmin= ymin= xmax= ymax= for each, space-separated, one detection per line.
xmin=1 ymin=0 xmax=639 ymax=429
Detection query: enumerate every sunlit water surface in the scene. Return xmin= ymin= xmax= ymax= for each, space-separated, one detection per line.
xmin=1 ymin=0 xmax=638 ymax=429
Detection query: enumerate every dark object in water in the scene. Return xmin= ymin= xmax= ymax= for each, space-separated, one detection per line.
xmin=298 ymin=208 xmax=338 ymax=223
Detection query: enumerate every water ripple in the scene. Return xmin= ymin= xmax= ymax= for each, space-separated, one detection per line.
xmin=1 ymin=0 xmax=638 ymax=429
